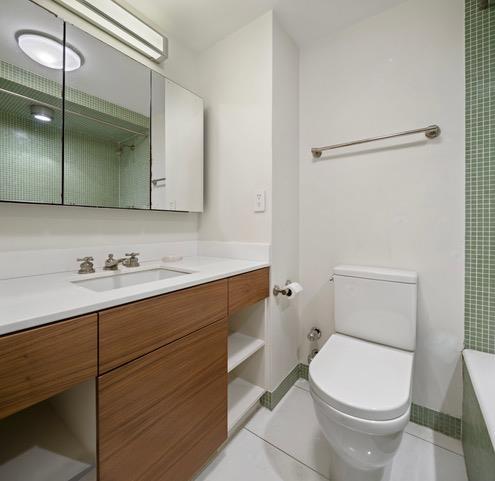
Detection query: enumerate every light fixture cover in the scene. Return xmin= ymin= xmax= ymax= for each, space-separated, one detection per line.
xmin=31 ymin=105 xmax=55 ymax=122
xmin=17 ymin=31 xmax=83 ymax=71
xmin=52 ymin=0 xmax=167 ymax=62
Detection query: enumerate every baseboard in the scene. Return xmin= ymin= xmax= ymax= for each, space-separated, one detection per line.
xmin=261 ymin=363 xmax=462 ymax=440
xmin=410 ymin=403 xmax=461 ymax=440
xmin=260 ymin=364 xmax=302 ymax=410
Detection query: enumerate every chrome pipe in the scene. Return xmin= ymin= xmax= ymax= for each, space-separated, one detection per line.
xmin=311 ymin=125 xmax=441 ymax=158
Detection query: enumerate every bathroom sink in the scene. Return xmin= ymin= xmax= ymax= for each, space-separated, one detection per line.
xmin=72 ymin=268 xmax=191 ymax=292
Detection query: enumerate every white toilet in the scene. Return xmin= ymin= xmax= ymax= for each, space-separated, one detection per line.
xmin=309 ymin=265 xmax=417 ymax=480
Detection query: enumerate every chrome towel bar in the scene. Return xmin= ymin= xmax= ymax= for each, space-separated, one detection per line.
xmin=311 ymin=124 xmax=441 ymax=158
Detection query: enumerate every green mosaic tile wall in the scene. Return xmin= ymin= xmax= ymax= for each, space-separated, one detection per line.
xmin=463 ymin=362 xmax=495 ymax=480
xmin=465 ymin=0 xmax=495 ymax=353
xmin=0 ymin=61 xmax=149 ymax=128
xmin=64 ymin=131 xmax=120 ymax=207
xmin=0 ymin=61 xmax=150 ymax=208
xmin=119 ymin=136 xmax=150 ymax=209
xmin=0 ymin=111 xmax=61 ymax=204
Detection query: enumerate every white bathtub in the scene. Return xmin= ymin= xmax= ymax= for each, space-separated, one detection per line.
xmin=463 ymin=349 xmax=495 ymax=451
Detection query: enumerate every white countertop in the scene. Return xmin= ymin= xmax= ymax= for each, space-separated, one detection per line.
xmin=463 ymin=349 xmax=495 ymax=450
xmin=0 ymin=256 xmax=269 ymax=336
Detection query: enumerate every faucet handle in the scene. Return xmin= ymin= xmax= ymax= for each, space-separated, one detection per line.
xmin=123 ymin=252 xmax=140 ymax=268
xmin=77 ymin=256 xmax=95 ymax=274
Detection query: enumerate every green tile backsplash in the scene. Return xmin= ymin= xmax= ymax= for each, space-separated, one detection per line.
xmin=465 ymin=0 xmax=495 ymax=354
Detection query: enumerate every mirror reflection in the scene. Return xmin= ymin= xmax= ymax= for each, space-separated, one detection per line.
xmin=0 ymin=0 xmax=64 ymax=205
xmin=63 ymin=24 xmax=151 ymax=209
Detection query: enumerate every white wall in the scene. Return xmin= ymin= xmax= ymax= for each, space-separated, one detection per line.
xmin=197 ymin=12 xmax=301 ymax=391
xmin=269 ymin=17 xmax=300 ymax=390
xmin=0 ymin=204 xmax=198 ymax=252
xmin=197 ymin=12 xmax=273 ymax=243
xmin=299 ymin=0 xmax=465 ymax=417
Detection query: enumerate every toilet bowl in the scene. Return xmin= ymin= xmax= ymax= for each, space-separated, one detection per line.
xmin=309 ymin=265 xmax=417 ymax=480
xmin=310 ymin=333 xmax=414 ymax=474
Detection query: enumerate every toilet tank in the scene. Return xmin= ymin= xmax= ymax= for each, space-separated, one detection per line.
xmin=333 ymin=265 xmax=417 ymax=351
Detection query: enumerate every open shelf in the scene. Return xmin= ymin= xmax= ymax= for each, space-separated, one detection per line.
xmin=228 ymin=332 xmax=265 ymax=372
xmin=0 ymin=401 xmax=95 ymax=481
xmin=228 ymin=377 xmax=265 ymax=432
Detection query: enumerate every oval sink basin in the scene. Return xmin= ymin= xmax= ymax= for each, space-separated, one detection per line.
xmin=72 ymin=268 xmax=191 ymax=292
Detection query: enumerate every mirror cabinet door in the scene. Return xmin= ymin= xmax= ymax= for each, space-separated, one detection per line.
xmin=63 ymin=24 xmax=151 ymax=210
xmin=151 ymin=73 xmax=204 ymax=212
xmin=0 ymin=0 xmax=64 ymax=205
xmin=0 ymin=0 xmax=204 ymax=212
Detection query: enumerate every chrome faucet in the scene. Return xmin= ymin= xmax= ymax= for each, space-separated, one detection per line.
xmin=103 ymin=254 xmax=126 ymax=271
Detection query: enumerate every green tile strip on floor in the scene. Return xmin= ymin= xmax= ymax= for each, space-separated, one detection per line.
xmin=465 ymin=0 xmax=495 ymax=354
xmin=264 ymin=364 xmax=462 ymax=439
xmin=410 ymin=404 xmax=462 ymax=440
xmin=260 ymin=364 xmax=301 ymax=410
xmin=299 ymin=363 xmax=309 ymax=381
xmin=463 ymin=361 xmax=495 ymax=479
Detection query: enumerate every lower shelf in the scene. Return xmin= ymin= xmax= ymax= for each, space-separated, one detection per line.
xmin=0 ymin=401 xmax=95 ymax=481
xmin=228 ymin=377 xmax=265 ymax=432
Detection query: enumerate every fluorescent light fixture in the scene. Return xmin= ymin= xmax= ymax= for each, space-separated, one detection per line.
xmin=17 ymin=31 xmax=83 ymax=71
xmin=53 ymin=0 xmax=167 ymax=62
xmin=31 ymin=105 xmax=55 ymax=122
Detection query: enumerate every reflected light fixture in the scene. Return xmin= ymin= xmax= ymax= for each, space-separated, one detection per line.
xmin=17 ymin=31 xmax=83 ymax=72
xmin=31 ymin=105 xmax=54 ymax=123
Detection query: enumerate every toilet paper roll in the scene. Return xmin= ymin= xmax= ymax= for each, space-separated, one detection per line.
xmin=285 ymin=282 xmax=303 ymax=298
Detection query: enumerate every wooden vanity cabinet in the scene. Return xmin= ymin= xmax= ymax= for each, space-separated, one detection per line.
xmin=0 ymin=267 xmax=269 ymax=481
xmin=98 ymin=319 xmax=228 ymax=481
xmin=228 ymin=267 xmax=270 ymax=315
xmin=99 ymin=279 xmax=228 ymax=373
xmin=0 ymin=314 xmax=97 ymax=420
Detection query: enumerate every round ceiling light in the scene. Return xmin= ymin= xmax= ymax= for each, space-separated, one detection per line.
xmin=31 ymin=105 xmax=54 ymax=123
xmin=16 ymin=31 xmax=83 ymax=72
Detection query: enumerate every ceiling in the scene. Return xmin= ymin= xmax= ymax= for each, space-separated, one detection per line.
xmin=122 ymin=0 xmax=407 ymax=52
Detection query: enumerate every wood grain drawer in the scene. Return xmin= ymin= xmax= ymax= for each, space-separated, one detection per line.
xmin=0 ymin=314 xmax=97 ymax=420
xmin=228 ymin=267 xmax=270 ymax=315
xmin=98 ymin=319 xmax=227 ymax=481
xmin=99 ymin=279 xmax=228 ymax=373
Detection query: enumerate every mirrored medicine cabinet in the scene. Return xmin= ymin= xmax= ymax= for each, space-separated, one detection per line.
xmin=0 ymin=0 xmax=204 ymax=212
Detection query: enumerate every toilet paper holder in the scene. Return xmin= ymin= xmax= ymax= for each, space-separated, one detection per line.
xmin=273 ymin=280 xmax=302 ymax=297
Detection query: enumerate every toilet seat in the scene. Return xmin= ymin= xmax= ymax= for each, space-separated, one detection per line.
xmin=309 ymin=334 xmax=414 ymax=422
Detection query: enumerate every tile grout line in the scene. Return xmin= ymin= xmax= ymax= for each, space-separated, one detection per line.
xmin=242 ymin=426 xmax=330 ymax=480
xmin=404 ymin=431 xmax=464 ymax=458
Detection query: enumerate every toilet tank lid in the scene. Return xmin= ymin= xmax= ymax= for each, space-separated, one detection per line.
xmin=334 ymin=265 xmax=417 ymax=284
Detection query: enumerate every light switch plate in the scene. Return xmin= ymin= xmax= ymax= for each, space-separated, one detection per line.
xmin=254 ymin=191 xmax=266 ymax=212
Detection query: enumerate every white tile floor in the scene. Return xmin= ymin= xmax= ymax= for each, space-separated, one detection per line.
xmin=196 ymin=382 xmax=468 ymax=481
